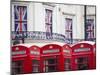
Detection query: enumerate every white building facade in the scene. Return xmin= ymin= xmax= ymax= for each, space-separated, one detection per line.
xmin=11 ymin=1 xmax=96 ymax=45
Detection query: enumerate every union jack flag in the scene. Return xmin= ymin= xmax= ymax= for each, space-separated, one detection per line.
xmin=65 ymin=18 xmax=72 ymax=39
xmin=86 ymin=19 xmax=94 ymax=40
xmin=45 ymin=9 xmax=52 ymax=25
xmin=45 ymin=9 xmax=52 ymax=39
xmin=14 ymin=5 xmax=27 ymax=32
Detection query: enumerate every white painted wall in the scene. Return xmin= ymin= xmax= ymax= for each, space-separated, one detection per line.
xmin=27 ymin=2 xmax=34 ymax=31
xmin=52 ymin=5 xmax=57 ymax=33
xmin=87 ymin=6 xmax=96 ymax=15
xmin=11 ymin=4 xmax=14 ymax=31
xmin=34 ymin=3 xmax=45 ymax=32
xmin=54 ymin=4 xmax=63 ymax=34
xmin=75 ymin=6 xmax=84 ymax=39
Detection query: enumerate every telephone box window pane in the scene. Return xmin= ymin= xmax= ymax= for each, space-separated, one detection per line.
xmin=44 ymin=58 xmax=57 ymax=65
xmin=47 ymin=66 xmax=56 ymax=72
xmin=65 ymin=59 xmax=70 ymax=63
xmin=75 ymin=57 xmax=89 ymax=70
xmin=76 ymin=57 xmax=88 ymax=63
xmin=33 ymin=67 xmax=39 ymax=73
xmin=47 ymin=59 xmax=56 ymax=64
xmin=65 ymin=65 xmax=71 ymax=70
xmin=32 ymin=60 xmax=40 ymax=73
xmin=78 ymin=64 xmax=88 ymax=70
xmin=45 ymin=66 xmax=56 ymax=72
xmin=33 ymin=60 xmax=39 ymax=66
xmin=44 ymin=58 xmax=57 ymax=72
xmin=12 ymin=61 xmax=23 ymax=74
xmin=64 ymin=58 xmax=71 ymax=71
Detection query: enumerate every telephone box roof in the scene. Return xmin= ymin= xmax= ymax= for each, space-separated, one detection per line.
xmin=12 ymin=42 xmax=66 ymax=48
xmin=78 ymin=41 xmax=95 ymax=45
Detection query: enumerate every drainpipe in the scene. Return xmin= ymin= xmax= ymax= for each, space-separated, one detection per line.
xmin=84 ymin=5 xmax=87 ymax=40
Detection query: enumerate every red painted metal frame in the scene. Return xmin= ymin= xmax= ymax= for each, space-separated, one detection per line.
xmin=93 ymin=44 xmax=96 ymax=69
xmin=71 ymin=43 xmax=94 ymax=70
xmin=40 ymin=44 xmax=64 ymax=72
xmin=62 ymin=44 xmax=72 ymax=71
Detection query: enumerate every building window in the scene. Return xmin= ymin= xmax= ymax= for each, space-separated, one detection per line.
xmin=64 ymin=58 xmax=71 ymax=71
xmin=14 ymin=5 xmax=27 ymax=32
xmin=75 ymin=57 xmax=88 ymax=70
xmin=65 ymin=18 xmax=73 ymax=44
xmin=32 ymin=60 xmax=40 ymax=73
xmin=85 ymin=19 xmax=94 ymax=41
xmin=45 ymin=9 xmax=52 ymax=39
xmin=44 ymin=58 xmax=57 ymax=72
xmin=12 ymin=61 xmax=23 ymax=74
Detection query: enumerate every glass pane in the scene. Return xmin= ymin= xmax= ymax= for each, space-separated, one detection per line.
xmin=12 ymin=61 xmax=23 ymax=74
xmin=65 ymin=65 xmax=71 ymax=70
xmin=33 ymin=60 xmax=39 ymax=65
xmin=32 ymin=60 xmax=39 ymax=72
xmin=44 ymin=58 xmax=57 ymax=72
xmin=65 ymin=59 xmax=70 ymax=63
xmin=33 ymin=66 xmax=39 ymax=72
xmin=44 ymin=59 xmax=56 ymax=65
xmin=47 ymin=66 xmax=56 ymax=72
xmin=47 ymin=59 xmax=56 ymax=64
xmin=76 ymin=57 xmax=88 ymax=63
xmin=16 ymin=67 xmax=22 ymax=74
xmin=78 ymin=64 xmax=88 ymax=70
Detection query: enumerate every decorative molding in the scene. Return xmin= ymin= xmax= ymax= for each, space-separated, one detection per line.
xmin=42 ymin=2 xmax=55 ymax=7
xmin=62 ymin=12 xmax=75 ymax=16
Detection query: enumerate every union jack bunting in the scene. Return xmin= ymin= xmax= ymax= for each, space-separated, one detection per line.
xmin=65 ymin=18 xmax=72 ymax=39
xmin=85 ymin=19 xmax=94 ymax=40
xmin=14 ymin=5 xmax=27 ymax=32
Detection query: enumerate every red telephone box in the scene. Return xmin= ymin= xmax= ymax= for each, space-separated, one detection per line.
xmin=29 ymin=45 xmax=40 ymax=73
xmin=71 ymin=42 xmax=94 ymax=70
xmin=40 ymin=44 xmax=64 ymax=72
xmin=12 ymin=45 xmax=30 ymax=74
xmin=76 ymin=41 xmax=96 ymax=69
xmin=62 ymin=44 xmax=72 ymax=71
